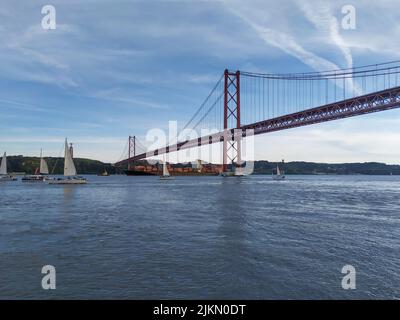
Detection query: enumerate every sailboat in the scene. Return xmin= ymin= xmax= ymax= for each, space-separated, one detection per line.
xmin=48 ymin=139 xmax=87 ymax=185
xmin=160 ymin=159 xmax=173 ymax=180
xmin=22 ymin=149 xmax=52 ymax=182
xmin=0 ymin=152 xmax=17 ymax=182
xmin=272 ymin=164 xmax=285 ymax=180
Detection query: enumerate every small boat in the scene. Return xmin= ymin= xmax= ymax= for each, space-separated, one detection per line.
xmin=48 ymin=139 xmax=87 ymax=185
xmin=0 ymin=152 xmax=17 ymax=182
xmin=21 ymin=174 xmax=47 ymax=182
xmin=160 ymin=160 xmax=173 ymax=180
xmin=234 ymin=166 xmax=245 ymax=176
xmin=220 ymin=166 xmax=245 ymax=177
xmin=220 ymin=171 xmax=234 ymax=177
xmin=98 ymin=169 xmax=110 ymax=176
xmin=272 ymin=164 xmax=285 ymax=180
xmin=22 ymin=149 xmax=53 ymax=182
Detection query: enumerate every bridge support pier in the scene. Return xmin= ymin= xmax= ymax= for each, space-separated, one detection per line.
xmin=223 ymin=69 xmax=242 ymax=173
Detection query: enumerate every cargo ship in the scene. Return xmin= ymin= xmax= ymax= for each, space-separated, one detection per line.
xmin=124 ymin=163 xmax=159 ymax=176
xmin=123 ymin=161 xmax=222 ymax=176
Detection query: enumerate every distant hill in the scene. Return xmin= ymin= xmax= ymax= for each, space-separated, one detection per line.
xmin=5 ymin=156 xmax=400 ymax=175
xmin=7 ymin=156 xmax=116 ymax=175
xmin=253 ymin=161 xmax=400 ymax=175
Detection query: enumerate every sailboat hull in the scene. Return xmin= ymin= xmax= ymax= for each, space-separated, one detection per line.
xmin=0 ymin=175 xmax=17 ymax=182
xmin=22 ymin=175 xmax=52 ymax=182
xmin=159 ymin=176 xmax=173 ymax=180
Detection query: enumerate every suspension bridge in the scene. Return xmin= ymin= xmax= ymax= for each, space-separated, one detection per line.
xmin=114 ymin=61 xmax=400 ymax=173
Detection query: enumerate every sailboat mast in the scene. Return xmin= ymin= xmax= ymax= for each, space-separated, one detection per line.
xmin=37 ymin=149 xmax=42 ymax=175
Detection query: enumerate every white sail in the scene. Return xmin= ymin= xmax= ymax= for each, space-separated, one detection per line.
xmin=64 ymin=139 xmax=77 ymax=176
xmin=40 ymin=158 xmax=49 ymax=175
xmin=162 ymin=161 xmax=170 ymax=176
xmin=0 ymin=152 xmax=7 ymax=175
xmin=276 ymin=165 xmax=281 ymax=176
xmin=39 ymin=149 xmax=49 ymax=175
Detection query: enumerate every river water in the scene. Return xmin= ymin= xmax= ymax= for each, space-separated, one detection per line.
xmin=0 ymin=175 xmax=399 ymax=299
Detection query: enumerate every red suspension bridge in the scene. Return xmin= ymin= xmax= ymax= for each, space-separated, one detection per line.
xmin=115 ymin=61 xmax=400 ymax=173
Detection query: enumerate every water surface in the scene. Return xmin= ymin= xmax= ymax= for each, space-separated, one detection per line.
xmin=0 ymin=175 xmax=399 ymax=299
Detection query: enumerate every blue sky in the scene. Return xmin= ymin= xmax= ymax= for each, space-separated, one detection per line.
xmin=1 ymin=0 xmax=400 ymax=163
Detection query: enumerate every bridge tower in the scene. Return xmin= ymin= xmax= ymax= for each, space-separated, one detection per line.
xmin=128 ymin=135 xmax=136 ymax=169
xmin=223 ymin=69 xmax=242 ymax=173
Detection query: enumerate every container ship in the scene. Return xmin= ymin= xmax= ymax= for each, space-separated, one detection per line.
xmin=124 ymin=161 xmax=222 ymax=176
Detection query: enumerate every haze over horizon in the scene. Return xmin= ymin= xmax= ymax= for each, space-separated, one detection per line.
xmin=1 ymin=0 xmax=400 ymax=164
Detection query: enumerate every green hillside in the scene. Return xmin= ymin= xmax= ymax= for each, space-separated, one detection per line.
xmin=253 ymin=161 xmax=400 ymax=175
xmin=6 ymin=156 xmax=116 ymax=175
xmin=4 ymin=156 xmax=400 ymax=175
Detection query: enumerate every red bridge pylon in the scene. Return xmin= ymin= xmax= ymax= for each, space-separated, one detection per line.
xmin=128 ymin=135 xmax=136 ymax=170
xmin=223 ymin=69 xmax=242 ymax=173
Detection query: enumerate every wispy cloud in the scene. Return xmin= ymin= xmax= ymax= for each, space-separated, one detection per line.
xmin=223 ymin=1 xmax=342 ymax=73
xmin=295 ymin=1 xmax=362 ymax=95
xmin=223 ymin=0 xmax=362 ymax=94
xmin=297 ymin=1 xmax=353 ymax=68
xmin=0 ymin=22 xmax=81 ymax=87
xmin=91 ymin=88 xmax=169 ymax=110
xmin=0 ymin=136 xmax=123 ymax=144
xmin=0 ymin=98 xmax=47 ymax=112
